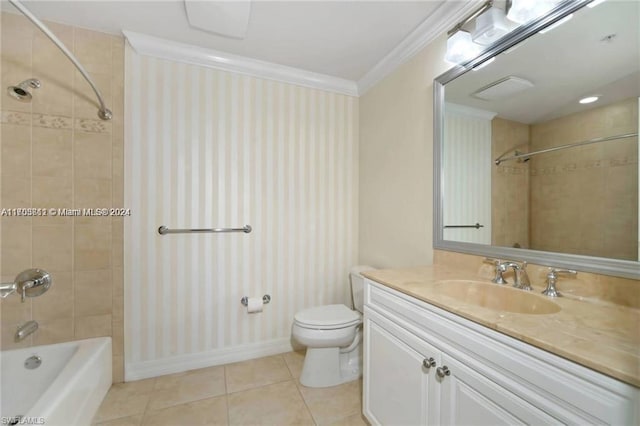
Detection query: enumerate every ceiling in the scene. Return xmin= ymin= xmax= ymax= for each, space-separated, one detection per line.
xmin=445 ymin=0 xmax=640 ymax=124
xmin=2 ymin=0 xmax=446 ymax=81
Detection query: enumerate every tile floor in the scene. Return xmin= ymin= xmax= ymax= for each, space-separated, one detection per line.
xmin=92 ymin=351 xmax=369 ymax=426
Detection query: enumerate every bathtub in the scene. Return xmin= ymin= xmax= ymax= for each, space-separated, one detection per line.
xmin=0 ymin=337 xmax=112 ymax=426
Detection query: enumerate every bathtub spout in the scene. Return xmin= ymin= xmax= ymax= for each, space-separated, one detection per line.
xmin=15 ymin=320 xmax=38 ymax=342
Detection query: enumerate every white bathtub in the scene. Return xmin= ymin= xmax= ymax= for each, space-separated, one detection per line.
xmin=0 ymin=337 xmax=112 ymax=426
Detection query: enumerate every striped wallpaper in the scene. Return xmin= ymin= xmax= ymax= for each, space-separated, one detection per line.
xmin=124 ymin=44 xmax=359 ymax=378
xmin=443 ymin=111 xmax=492 ymax=244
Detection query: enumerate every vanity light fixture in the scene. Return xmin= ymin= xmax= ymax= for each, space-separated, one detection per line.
xmin=579 ymin=96 xmax=599 ymax=104
xmin=539 ymin=14 xmax=573 ymax=34
xmin=506 ymin=0 xmax=561 ymax=24
xmin=445 ymin=30 xmax=482 ymax=65
xmin=444 ymin=1 xmax=493 ymax=65
xmin=472 ymin=7 xmax=515 ymax=46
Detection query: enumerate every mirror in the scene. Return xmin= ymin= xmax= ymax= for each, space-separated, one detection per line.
xmin=434 ymin=0 xmax=639 ymax=279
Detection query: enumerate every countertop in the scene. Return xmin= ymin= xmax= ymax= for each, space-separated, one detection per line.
xmin=362 ymin=265 xmax=640 ymax=388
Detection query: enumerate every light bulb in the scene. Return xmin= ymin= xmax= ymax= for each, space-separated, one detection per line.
xmin=445 ymin=30 xmax=482 ymax=65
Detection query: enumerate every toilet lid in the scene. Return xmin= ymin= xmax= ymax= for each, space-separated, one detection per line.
xmin=294 ymin=304 xmax=361 ymax=328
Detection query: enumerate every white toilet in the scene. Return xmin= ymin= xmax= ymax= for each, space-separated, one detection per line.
xmin=292 ymin=265 xmax=373 ymax=388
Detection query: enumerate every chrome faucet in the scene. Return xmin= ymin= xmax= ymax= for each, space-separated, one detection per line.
xmin=542 ymin=268 xmax=577 ymax=297
xmin=485 ymin=258 xmax=531 ymax=290
xmin=15 ymin=320 xmax=38 ymax=342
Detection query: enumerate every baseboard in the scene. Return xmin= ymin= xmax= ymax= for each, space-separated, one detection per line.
xmin=124 ymin=338 xmax=295 ymax=381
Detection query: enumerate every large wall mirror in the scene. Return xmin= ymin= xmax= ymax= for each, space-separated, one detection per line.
xmin=434 ymin=0 xmax=639 ymax=279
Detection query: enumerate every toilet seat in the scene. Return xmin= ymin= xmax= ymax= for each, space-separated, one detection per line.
xmin=294 ymin=304 xmax=361 ymax=330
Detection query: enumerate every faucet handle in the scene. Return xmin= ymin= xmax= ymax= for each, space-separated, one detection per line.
xmin=542 ymin=268 xmax=577 ymax=297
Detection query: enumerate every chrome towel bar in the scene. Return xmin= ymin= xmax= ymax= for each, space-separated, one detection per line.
xmin=444 ymin=223 xmax=484 ymax=229
xmin=158 ymin=225 xmax=252 ymax=235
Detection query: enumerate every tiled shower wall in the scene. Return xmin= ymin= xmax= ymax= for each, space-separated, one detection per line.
xmin=491 ymin=117 xmax=530 ymax=249
xmin=0 ymin=13 xmax=125 ymax=382
xmin=530 ymin=98 xmax=638 ymax=260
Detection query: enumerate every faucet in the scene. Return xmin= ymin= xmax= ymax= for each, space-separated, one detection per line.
xmin=15 ymin=320 xmax=38 ymax=342
xmin=542 ymin=268 xmax=577 ymax=297
xmin=485 ymin=258 xmax=531 ymax=290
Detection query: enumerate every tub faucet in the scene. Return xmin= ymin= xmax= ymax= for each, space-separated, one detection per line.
xmin=15 ymin=320 xmax=38 ymax=342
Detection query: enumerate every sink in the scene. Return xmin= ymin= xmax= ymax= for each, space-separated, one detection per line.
xmin=434 ymin=280 xmax=561 ymax=315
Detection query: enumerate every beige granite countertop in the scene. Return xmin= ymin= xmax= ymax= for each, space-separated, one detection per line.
xmin=363 ymin=265 xmax=640 ymax=388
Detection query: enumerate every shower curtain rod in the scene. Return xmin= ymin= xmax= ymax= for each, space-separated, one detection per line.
xmin=494 ymin=132 xmax=638 ymax=165
xmin=9 ymin=0 xmax=112 ymax=121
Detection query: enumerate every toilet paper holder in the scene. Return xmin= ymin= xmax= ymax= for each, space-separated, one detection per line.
xmin=241 ymin=294 xmax=271 ymax=306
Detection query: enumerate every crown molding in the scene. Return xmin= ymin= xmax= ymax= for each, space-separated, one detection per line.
xmin=445 ymin=102 xmax=497 ymax=120
xmin=122 ymin=30 xmax=359 ymax=97
xmin=357 ymin=0 xmax=485 ymax=96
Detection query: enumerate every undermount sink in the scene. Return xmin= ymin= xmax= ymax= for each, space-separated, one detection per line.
xmin=434 ymin=280 xmax=561 ymax=315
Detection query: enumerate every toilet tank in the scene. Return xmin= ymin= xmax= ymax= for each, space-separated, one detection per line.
xmin=349 ymin=265 xmax=374 ymax=313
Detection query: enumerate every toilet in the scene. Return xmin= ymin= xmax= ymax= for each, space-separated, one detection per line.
xmin=292 ymin=265 xmax=373 ymax=388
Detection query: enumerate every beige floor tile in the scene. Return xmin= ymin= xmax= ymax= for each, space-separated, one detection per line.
xmin=94 ymin=414 xmax=142 ymax=426
xmin=282 ymin=351 xmax=306 ymax=379
xmin=93 ymin=379 xmax=156 ymax=423
xmin=227 ymin=380 xmax=314 ymax=426
xmin=298 ymin=379 xmax=362 ymax=425
xmin=225 ymin=355 xmax=291 ymax=394
xmin=141 ymin=396 xmax=228 ymax=426
xmin=324 ymin=413 xmax=369 ymax=426
xmin=147 ymin=365 xmax=226 ymax=411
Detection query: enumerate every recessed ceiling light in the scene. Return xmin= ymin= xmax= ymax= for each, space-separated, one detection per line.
xmin=579 ymin=96 xmax=599 ymax=104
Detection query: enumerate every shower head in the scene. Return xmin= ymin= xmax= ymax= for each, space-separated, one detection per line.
xmin=7 ymin=78 xmax=41 ymax=102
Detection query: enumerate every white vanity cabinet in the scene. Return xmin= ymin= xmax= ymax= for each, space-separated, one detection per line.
xmin=363 ymin=279 xmax=639 ymax=426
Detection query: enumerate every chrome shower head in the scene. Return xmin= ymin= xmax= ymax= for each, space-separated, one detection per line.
xmin=7 ymin=78 xmax=41 ymax=102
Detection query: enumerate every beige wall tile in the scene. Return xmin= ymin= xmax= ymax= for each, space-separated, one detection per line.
xmin=1 ymin=123 xmax=31 ymax=178
xmin=32 ymin=127 xmax=73 ymax=177
xmin=1 ymin=176 xmax=31 ymax=208
xmin=112 ymin=320 xmax=124 ymax=356
xmin=33 ymin=317 xmax=74 ymax=345
xmin=75 ymin=269 xmax=113 ymax=316
xmin=32 ymin=176 xmax=73 ymax=208
xmin=112 ymin=355 xmax=125 ymax=384
xmin=32 ymin=270 xmax=73 ymax=320
xmin=1 ymin=220 xmax=31 ymax=276
xmin=74 ymin=72 xmax=112 ymax=119
xmin=0 ymin=13 xmax=124 ymax=364
xmin=74 ymin=131 xmax=112 ymax=178
xmin=112 ymin=267 xmax=124 ymax=320
xmin=74 ymin=177 xmax=112 ymax=208
xmin=0 ymin=291 xmax=32 ymax=325
xmin=74 ymin=222 xmax=112 ymax=270
xmin=32 ymin=225 xmax=73 ymax=271
xmin=75 ymin=313 xmax=112 ymax=338
xmin=73 ymin=28 xmax=112 ymax=74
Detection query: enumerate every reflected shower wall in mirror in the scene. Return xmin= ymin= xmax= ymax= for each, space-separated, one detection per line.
xmin=441 ymin=0 xmax=639 ymax=263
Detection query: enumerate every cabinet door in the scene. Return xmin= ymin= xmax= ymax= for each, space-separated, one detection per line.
xmin=364 ymin=311 xmax=440 ymax=426
xmin=439 ymin=353 xmax=558 ymax=426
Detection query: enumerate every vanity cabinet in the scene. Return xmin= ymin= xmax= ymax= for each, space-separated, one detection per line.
xmin=363 ymin=279 xmax=639 ymax=426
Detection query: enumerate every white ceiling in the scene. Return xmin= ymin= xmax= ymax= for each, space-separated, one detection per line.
xmin=445 ymin=0 xmax=640 ymax=124
xmin=2 ymin=0 xmax=446 ymax=81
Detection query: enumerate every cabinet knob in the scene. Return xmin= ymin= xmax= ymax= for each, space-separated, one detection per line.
xmin=436 ymin=366 xmax=451 ymax=378
xmin=422 ymin=357 xmax=436 ymax=369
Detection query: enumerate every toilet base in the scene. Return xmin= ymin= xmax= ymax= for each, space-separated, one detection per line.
xmin=299 ymin=344 xmax=361 ymax=388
